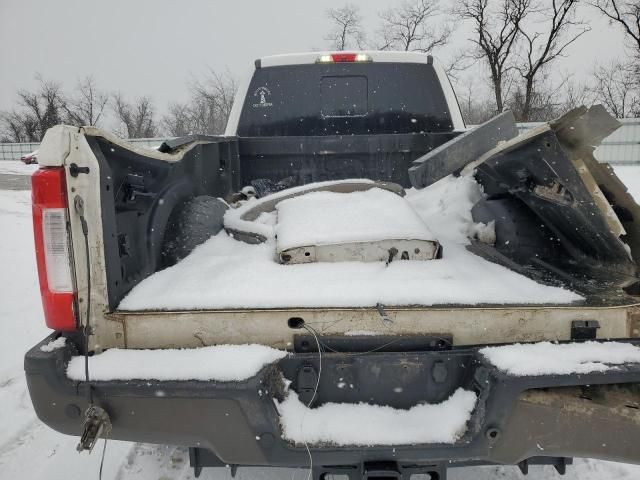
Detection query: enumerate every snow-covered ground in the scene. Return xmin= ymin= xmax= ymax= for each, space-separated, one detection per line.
xmin=1 ymin=166 xmax=640 ymax=479
xmin=0 ymin=160 xmax=39 ymax=176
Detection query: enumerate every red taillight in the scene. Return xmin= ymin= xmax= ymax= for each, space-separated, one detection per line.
xmin=32 ymin=167 xmax=76 ymax=331
xmin=316 ymin=53 xmax=373 ymax=64
xmin=332 ymin=53 xmax=357 ymax=62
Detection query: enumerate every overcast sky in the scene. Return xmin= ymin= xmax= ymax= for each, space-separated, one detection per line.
xmin=0 ymin=0 xmax=628 ymax=117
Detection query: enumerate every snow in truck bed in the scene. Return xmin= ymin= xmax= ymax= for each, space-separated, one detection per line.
xmin=118 ymin=175 xmax=582 ymax=310
xmin=275 ymin=188 xmax=435 ymax=250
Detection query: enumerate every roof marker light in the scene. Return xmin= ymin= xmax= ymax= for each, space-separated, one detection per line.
xmin=354 ymin=53 xmax=372 ymax=62
xmin=316 ymin=53 xmax=373 ymax=64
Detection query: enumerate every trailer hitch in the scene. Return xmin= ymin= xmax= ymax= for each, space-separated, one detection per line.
xmin=76 ymin=405 xmax=112 ymax=453
xmin=313 ymin=461 xmax=448 ymax=480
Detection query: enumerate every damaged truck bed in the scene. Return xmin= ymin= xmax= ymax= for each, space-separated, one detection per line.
xmin=24 ymin=49 xmax=640 ymax=480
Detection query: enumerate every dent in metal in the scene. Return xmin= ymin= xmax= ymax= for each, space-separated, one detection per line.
xmin=278 ymin=239 xmax=440 ymax=264
xmin=63 ymin=128 xmax=125 ymax=351
xmin=113 ymin=305 xmax=634 ymax=350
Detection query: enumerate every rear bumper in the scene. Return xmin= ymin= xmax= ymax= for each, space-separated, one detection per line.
xmin=25 ymin=335 xmax=640 ymax=469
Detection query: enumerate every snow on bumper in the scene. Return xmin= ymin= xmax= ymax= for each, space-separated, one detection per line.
xmin=276 ymin=388 xmax=477 ymax=446
xmin=66 ymin=344 xmax=287 ymax=382
xmin=25 ymin=335 xmax=640 ymax=467
xmin=480 ymin=341 xmax=640 ymax=376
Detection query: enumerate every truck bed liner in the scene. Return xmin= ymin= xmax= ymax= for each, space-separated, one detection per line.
xmin=117 ymin=175 xmax=581 ymax=311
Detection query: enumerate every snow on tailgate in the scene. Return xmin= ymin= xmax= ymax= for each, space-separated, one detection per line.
xmin=66 ymin=344 xmax=287 ymax=381
xmin=275 ymin=188 xmax=435 ymax=250
xmin=481 ymin=341 xmax=640 ymax=376
xmin=276 ymin=388 xmax=477 ymax=446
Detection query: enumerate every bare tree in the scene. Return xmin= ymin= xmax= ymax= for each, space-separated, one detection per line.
xmin=377 ymin=0 xmax=451 ymax=52
xmin=514 ymin=0 xmax=590 ymax=120
xmin=508 ymin=73 xmax=592 ymax=120
xmin=0 ymin=111 xmax=33 ymax=143
xmin=458 ymin=78 xmax=499 ymax=123
xmin=112 ymin=93 xmax=158 ymax=138
xmin=162 ymin=70 xmax=237 ymax=137
xmin=456 ymin=0 xmax=531 ymax=113
xmin=1 ymin=74 xmax=66 ymax=142
xmin=590 ymin=60 xmax=639 ymax=118
xmin=161 ymin=98 xmax=215 ymax=137
xmin=162 ymin=102 xmax=192 ymax=137
xmin=591 ymin=1 xmax=640 ymax=82
xmin=325 ymin=4 xmax=366 ymax=50
xmin=63 ymin=76 xmax=108 ymax=127
xmin=190 ymin=70 xmax=237 ymax=134
xmin=443 ymin=50 xmax=476 ymax=83
xmin=591 ymin=1 xmax=640 ymax=55
xmin=561 ymin=78 xmax=593 ymax=110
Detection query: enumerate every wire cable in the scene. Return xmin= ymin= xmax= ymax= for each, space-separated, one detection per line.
xmin=300 ymin=324 xmax=322 ymax=480
xmin=302 ymin=323 xmax=452 ymax=356
xmin=79 ymin=213 xmax=93 ymax=405
xmin=98 ymin=436 xmax=108 ymax=480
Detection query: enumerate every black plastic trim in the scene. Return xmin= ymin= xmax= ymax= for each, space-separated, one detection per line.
xmin=25 ymin=335 xmax=640 ymax=469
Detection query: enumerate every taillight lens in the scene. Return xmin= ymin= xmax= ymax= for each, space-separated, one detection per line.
xmin=316 ymin=53 xmax=372 ymax=63
xmin=32 ymin=168 xmax=76 ymax=331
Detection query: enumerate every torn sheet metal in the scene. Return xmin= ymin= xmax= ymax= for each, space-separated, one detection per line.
xmin=279 ymin=239 xmax=441 ymax=264
xmin=408 ymin=111 xmax=519 ymax=189
xmin=467 ymin=105 xmax=640 ymax=296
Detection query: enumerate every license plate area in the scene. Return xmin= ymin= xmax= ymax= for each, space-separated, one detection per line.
xmin=278 ymin=347 xmax=474 ymax=409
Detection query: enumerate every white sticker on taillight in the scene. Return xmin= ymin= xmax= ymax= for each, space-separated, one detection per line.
xmin=42 ymin=208 xmax=73 ymax=292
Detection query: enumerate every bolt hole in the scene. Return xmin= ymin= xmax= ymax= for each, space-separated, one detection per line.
xmin=288 ymin=317 xmax=305 ymax=329
xmin=304 ymin=251 xmax=310 ymax=257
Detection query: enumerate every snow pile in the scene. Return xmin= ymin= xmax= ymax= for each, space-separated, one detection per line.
xmin=66 ymin=344 xmax=287 ymax=381
xmin=0 ymin=161 xmax=39 ymax=176
xmin=276 ymin=188 xmax=435 ymax=250
xmin=40 ymin=337 xmax=66 ymax=352
xmin=276 ymin=388 xmax=477 ymax=446
xmin=405 ymin=174 xmax=482 ymax=244
xmin=468 ymin=220 xmax=496 ymax=245
xmin=224 ymin=179 xmax=375 ymax=241
xmin=224 ymin=196 xmax=275 ymax=240
xmin=481 ymin=341 xmax=640 ymax=376
xmin=119 ymin=175 xmax=582 ymax=310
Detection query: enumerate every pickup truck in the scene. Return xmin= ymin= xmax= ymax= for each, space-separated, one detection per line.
xmin=25 ymin=51 xmax=640 ymax=480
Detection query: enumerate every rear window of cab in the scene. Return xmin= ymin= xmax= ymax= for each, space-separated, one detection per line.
xmin=237 ymin=62 xmax=453 ymax=136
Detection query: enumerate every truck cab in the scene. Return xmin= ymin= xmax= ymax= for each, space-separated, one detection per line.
xmin=225 ymin=51 xmax=464 ymax=188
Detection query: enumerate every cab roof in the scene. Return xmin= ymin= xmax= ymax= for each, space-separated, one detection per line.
xmin=257 ymin=51 xmax=435 ymax=68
